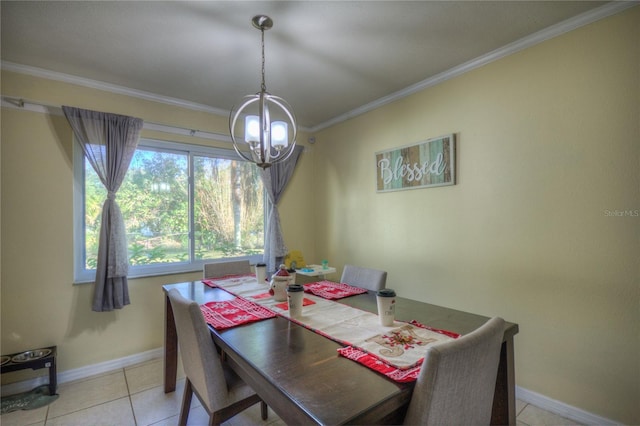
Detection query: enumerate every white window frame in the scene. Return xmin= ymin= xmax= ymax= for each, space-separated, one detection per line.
xmin=73 ymin=138 xmax=265 ymax=283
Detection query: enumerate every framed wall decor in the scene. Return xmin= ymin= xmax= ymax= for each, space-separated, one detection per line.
xmin=375 ymin=134 xmax=456 ymax=193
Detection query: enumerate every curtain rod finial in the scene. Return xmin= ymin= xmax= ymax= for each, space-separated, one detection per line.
xmin=1 ymin=96 xmax=25 ymax=108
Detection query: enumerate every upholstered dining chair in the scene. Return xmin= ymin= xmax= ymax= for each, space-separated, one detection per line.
xmin=167 ymin=289 xmax=268 ymax=426
xmin=403 ymin=316 xmax=505 ymax=426
xmin=340 ymin=264 xmax=387 ymax=291
xmin=203 ymin=260 xmax=251 ymax=279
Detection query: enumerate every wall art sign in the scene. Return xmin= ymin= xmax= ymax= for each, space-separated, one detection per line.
xmin=375 ymin=134 xmax=455 ymax=192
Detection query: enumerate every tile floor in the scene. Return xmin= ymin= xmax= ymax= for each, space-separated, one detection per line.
xmin=1 ymin=357 xmax=581 ymax=426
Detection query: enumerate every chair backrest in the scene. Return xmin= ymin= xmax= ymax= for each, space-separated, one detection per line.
xmin=340 ymin=264 xmax=387 ymax=291
xmin=203 ymin=260 xmax=251 ymax=279
xmin=167 ymin=288 xmax=232 ymax=413
xmin=403 ymin=317 xmax=505 ymax=426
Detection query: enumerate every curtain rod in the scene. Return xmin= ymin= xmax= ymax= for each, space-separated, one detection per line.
xmin=1 ymin=95 xmax=232 ymax=143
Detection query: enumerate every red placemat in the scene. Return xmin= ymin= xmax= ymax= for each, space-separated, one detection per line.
xmin=200 ymin=296 xmax=276 ymax=330
xmin=303 ymin=280 xmax=368 ymax=300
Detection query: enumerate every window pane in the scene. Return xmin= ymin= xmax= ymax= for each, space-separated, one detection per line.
xmin=84 ymin=160 xmax=106 ymax=270
xmin=120 ymin=149 xmax=189 ymax=265
xmin=194 ymin=156 xmax=264 ymax=259
xmin=78 ymin=139 xmax=265 ymax=281
xmin=85 ymin=149 xmax=190 ymax=268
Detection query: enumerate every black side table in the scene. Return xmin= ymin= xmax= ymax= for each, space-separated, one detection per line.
xmin=1 ymin=346 xmax=57 ymax=395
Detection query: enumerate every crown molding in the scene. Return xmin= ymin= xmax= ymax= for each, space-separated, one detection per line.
xmin=308 ymin=1 xmax=639 ymax=132
xmin=1 ymin=60 xmax=315 ymax=133
xmin=1 ymin=95 xmax=234 ymax=144
xmin=0 ymin=61 xmax=231 ymax=117
xmin=2 ymin=1 xmax=636 ymax=134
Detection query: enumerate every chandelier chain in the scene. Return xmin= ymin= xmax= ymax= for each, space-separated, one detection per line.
xmin=261 ymin=27 xmax=266 ymax=92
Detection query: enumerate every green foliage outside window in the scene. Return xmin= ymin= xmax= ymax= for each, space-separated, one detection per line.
xmin=84 ymin=145 xmax=264 ymax=270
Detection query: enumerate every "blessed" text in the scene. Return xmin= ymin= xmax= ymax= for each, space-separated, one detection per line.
xmin=377 ymin=153 xmax=445 ymax=185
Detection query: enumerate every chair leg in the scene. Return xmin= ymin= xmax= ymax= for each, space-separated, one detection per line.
xmin=209 ymin=411 xmax=225 ymax=426
xmin=179 ymin=378 xmax=194 ymax=426
xmin=260 ymin=401 xmax=268 ymax=420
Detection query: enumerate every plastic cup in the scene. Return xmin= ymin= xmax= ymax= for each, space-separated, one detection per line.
xmin=376 ymin=288 xmax=396 ymax=326
xmin=255 ymin=263 xmax=267 ymax=283
xmin=287 ymin=284 xmax=304 ymax=318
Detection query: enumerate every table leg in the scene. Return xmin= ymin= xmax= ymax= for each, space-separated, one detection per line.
xmin=163 ymin=293 xmax=178 ymax=393
xmin=491 ymin=338 xmax=516 ymax=425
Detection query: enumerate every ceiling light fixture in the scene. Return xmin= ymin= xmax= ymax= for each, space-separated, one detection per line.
xmin=229 ymin=15 xmax=297 ymax=169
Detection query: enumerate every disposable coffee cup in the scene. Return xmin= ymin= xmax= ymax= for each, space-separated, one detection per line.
xmin=255 ymin=263 xmax=267 ymax=283
xmin=287 ymin=284 xmax=304 ymax=318
xmin=376 ymin=289 xmax=396 ymax=326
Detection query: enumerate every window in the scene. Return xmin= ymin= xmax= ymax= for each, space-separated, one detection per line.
xmin=74 ymin=138 xmax=264 ymax=282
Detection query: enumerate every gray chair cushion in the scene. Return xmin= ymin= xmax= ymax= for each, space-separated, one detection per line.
xmin=203 ymin=260 xmax=251 ymax=279
xmin=340 ymin=264 xmax=387 ymax=291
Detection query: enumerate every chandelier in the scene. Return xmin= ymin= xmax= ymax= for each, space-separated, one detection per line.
xmin=229 ymin=15 xmax=297 ymax=169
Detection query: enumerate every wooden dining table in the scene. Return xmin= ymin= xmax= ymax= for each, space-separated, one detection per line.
xmin=162 ymin=280 xmax=519 ymax=425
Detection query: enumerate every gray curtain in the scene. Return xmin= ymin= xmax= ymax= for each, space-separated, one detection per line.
xmin=63 ymin=106 xmax=143 ymax=312
xmin=261 ymin=146 xmax=304 ymax=273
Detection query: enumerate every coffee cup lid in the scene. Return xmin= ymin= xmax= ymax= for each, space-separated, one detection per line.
xmin=287 ymin=284 xmax=304 ymax=292
xmin=377 ymin=288 xmax=396 ymax=297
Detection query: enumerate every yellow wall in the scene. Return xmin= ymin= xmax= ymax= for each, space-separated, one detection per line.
xmin=1 ymin=6 xmax=638 ymax=425
xmin=314 ymin=8 xmax=639 ymax=424
xmin=0 ymin=72 xmax=317 ymax=370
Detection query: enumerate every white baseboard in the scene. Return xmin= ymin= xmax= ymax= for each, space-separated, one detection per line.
xmin=516 ymin=386 xmax=619 ymax=426
xmin=1 ymin=350 xmax=619 ymax=426
xmin=1 ymin=347 xmax=163 ymax=396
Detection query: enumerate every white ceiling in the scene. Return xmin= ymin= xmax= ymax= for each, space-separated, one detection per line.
xmin=1 ymin=1 xmax=624 ymax=131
